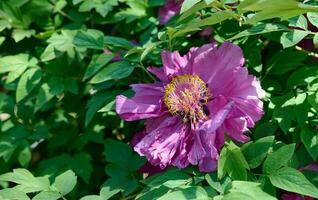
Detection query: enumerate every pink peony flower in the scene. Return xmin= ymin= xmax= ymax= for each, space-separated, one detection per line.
xmin=130 ymin=131 xmax=164 ymax=176
xmin=159 ymin=0 xmax=183 ymax=25
xmin=281 ymin=192 xmax=314 ymax=200
xmin=116 ymin=42 xmax=265 ymax=172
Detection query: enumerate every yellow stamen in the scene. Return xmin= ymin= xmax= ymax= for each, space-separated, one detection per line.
xmin=164 ymin=74 xmax=211 ymax=124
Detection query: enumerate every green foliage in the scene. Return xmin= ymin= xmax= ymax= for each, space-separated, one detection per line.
xmin=268 ymin=167 xmax=318 ymax=198
xmin=222 ymin=181 xmax=276 ymax=200
xmin=262 ymin=144 xmax=295 ymax=174
xmin=0 ymin=0 xmax=318 ymax=199
xmin=0 ymin=169 xmax=76 ymax=199
xmin=218 ymin=141 xmax=249 ymax=180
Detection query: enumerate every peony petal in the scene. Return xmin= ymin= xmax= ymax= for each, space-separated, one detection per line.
xmin=134 ymin=116 xmax=189 ymax=168
xmin=189 ymin=42 xmax=244 ymax=93
xmin=145 ymin=113 xmax=171 ymax=133
xmin=161 ymin=50 xmax=188 ymax=77
xmin=223 ymin=117 xmax=250 ymax=143
xmin=185 ymin=43 xmax=218 ymax=74
xmin=147 ymin=66 xmax=169 ymax=83
xmin=199 ymin=97 xmax=234 ymax=134
xmin=188 ymin=131 xmax=206 ymax=165
xmin=188 ymin=130 xmax=218 ymax=172
xmin=115 ymin=83 xmax=165 ymax=121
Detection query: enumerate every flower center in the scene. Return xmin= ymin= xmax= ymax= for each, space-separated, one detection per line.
xmin=164 ymin=74 xmax=211 ymax=124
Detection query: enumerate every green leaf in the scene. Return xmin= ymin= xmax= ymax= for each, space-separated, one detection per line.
xmin=280 ymin=30 xmax=309 ymax=48
xmin=267 ymin=49 xmax=307 ymax=75
xmin=145 ymin=169 xmax=191 ymax=189
xmin=18 ymin=143 xmax=31 ymax=167
xmin=0 ymin=141 xmax=17 ymax=162
xmin=74 ymin=29 xmax=105 ymax=50
xmin=99 ymin=186 xmax=121 ymax=200
xmin=76 ymin=0 xmax=118 ymax=17
xmin=16 ymin=67 xmax=42 ymax=102
xmin=238 ymin=0 xmax=318 ymax=24
xmin=229 ymin=23 xmax=288 ymax=40
xmin=242 ymin=136 xmax=275 ymax=169
xmin=272 ymin=95 xmax=296 ymax=133
xmin=83 ymin=54 xmax=114 ymax=81
xmin=181 ymin=0 xmax=201 ymax=13
xmin=308 ymin=91 xmax=318 ymax=112
xmin=85 ymin=90 xmax=120 ymax=126
xmin=0 ymin=168 xmax=50 ymax=193
xmin=204 ymin=0 xmax=215 ymax=4
xmin=288 ymin=15 xmax=307 ymax=30
xmin=199 ymin=11 xmax=236 ymax=26
xmin=157 ymin=186 xmax=209 ymax=200
xmin=70 ymin=153 xmax=93 ymax=184
xmin=0 ymin=54 xmax=38 ymax=74
xmin=268 ymin=167 xmax=318 ymax=198
xmin=287 ymin=67 xmax=318 ymax=89
xmin=53 ymin=170 xmax=77 ymax=196
xmin=5 ymin=65 xmax=28 ymax=84
xmin=32 ymin=191 xmax=61 ymax=200
xmin=218 ymin=142 xmax=249 ymax=180
xmin=301 ymin=126 xmax=318 ymax=160
xmin=12 ymin=29 xmax=35 ymax=42
xmin=294 ymin=93 xmax=309 ymax=126
xmin=205 ymin=173 xmax=231 ymax=194
xmin=103 ymin=176 xmax=138 ymax=196
xmin=35 ymin=83 xmax=55 ymax=111
xmin=0 ymin=188 xmax=30 ymax=200
xmin=80 ymin=196 xmax=104 ymax=200
xmin=104 ymin=139 xmax=145 ymax=169
xmin=263 ymin=144 xmax=295 ymax=174
xmin=90 ymin=61 xmax=134 ymax=84
xmin=104 ymin=36 xmax=134 ymax=49
xmin=307 ymin=12 xmax=318 ymax=28
xmin=313 ymin=33 xmax=318 ymax=48
xmin=178 ymin=1 xmax=209 ymax=22
xmin=0 ymin=36 xmax=5 ymax=46
xmin=223 ymin=181 xmax=276 ymax=200
xmin=0 ymin=19 xmax=11 ymax=32
xmin=41 ymin=30 xmax=76 ymax=61
xmin=172 ymin=11 xmax=235 ymax=39
xmin=104 ymin=139 xmax=145 ymax=195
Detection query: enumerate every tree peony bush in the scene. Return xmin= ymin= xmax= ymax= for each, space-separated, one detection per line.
xmin=0 ymin=0 xmax=317 ymax=200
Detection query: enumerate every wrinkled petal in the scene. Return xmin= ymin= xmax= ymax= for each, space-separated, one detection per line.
xmin=230 ymin=97 xmax=264 ymax=127
xmin=189 ymin=42 xmax=244 ymax=93
xmin=185 ymin=43 xmax=218 ymax=74
xmin=199 ymin=95 xmax=234 ymax=134
xmin=188 ymin=130 xmax=218 ymax=172
xmin=161 ymin=50 xmax=188 ymax=76
xmin=116 ymin=83 xmax=165 ymax=121
xmin=147 ymin=66 xmax=169 ymax=83
xmin=134 ymin=116 xmax=189 ymax=168
xmin=223 ymin=117 xmax=250 ymax=142
xmin=145 ymin=113 xmax=171 ymax=133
